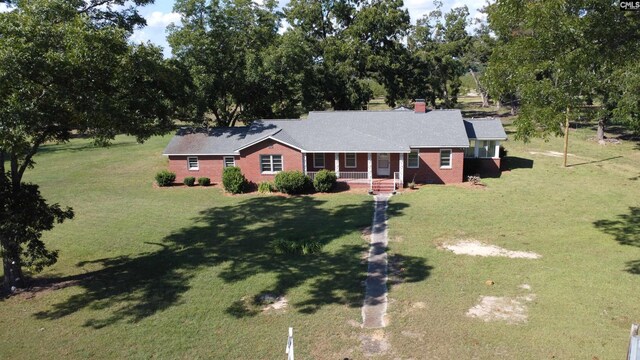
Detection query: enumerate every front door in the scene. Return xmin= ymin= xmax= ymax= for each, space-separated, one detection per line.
xmin=377 ymin=153 xmax=390 ymax=176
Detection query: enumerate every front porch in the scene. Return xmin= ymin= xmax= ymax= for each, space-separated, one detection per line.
xmin=304 ymin=152 xmax=405 ymax=193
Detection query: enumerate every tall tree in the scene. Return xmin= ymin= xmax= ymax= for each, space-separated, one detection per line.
xmin=168 ymin=0 xmax=283 ymax=127
xmin=408 ymin=2 xmax=470 ymax=108
xmin=0 ymin=0 xmax=181 ymax=290
xmin=486 ymin=0 xmax=640 ymax=160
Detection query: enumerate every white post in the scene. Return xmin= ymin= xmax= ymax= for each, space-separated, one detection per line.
xmin=285 ymin=327 xmax=294 ymax=360
xmin=473 ymin=139 xmax=479 ymax=158
xmin=494 ymin=141 xmax=501 ymax=158
xmin=302 ymin=153 xmax=307 ymax=174
xmin=399 ymin=153 xmax=404 ymax=189
xmin=334 ymin=152 xmax=340 ymax=178
xmin=367 ymin=153 xmax=372 ymax=192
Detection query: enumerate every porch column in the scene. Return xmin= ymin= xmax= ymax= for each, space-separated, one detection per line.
xmin=473 ymin=139 xmax=480 ymax=158
xmin=367 ymin=152 xmax=373 ymax=192
xmin=399 ymin=153 xmax=404 ymax=188
xmin=334 ymin=152 xmax=340 ymax=178
xmin=303 ymin=153 xmax=307 ymax=174
xmin=494 ymin=141 xmax=501 ymax=158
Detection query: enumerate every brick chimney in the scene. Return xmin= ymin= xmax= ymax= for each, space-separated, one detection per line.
xmin=414 ymin=99 xmax=426 ymax=113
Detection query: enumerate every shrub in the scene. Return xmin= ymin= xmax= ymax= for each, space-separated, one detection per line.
xmin=274 ymin=170 xmax=309 ymax=194
xmin=222 ymin=166 xmax=246 ymax=194
xmin=155 ymin=170 xmax=176 ymax=187
xmin=272 ymin=238 xmax=322 ymax=256
xmin=258 ymin=181 xmax=273 ymax=193
xmin=184 ymin=176 xmax=196 ymax=187
xmin=197 ymin=177 xmax=211 ymax=186
xmin=467 ymin=174 xmax=482 ymax=185
xmin=313 ymin=169 xmax=337 ymax=192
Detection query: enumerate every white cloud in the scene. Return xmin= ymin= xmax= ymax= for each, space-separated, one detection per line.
xmin=146 ymin=11 xmax=181 ymax=28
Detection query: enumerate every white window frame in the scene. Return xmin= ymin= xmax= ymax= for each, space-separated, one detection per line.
xmin=439 ymin=149 xmax=452 ymax=169
xmin=313 ymin=153 xmax=325 ymax=168
xmin=187 ymin=156 xmax=199 ymax=170
xmin=407 ymin=150 xmax=419 ymax=168
xmin=223 ymin=156 xmax=235 ymax=168
xmin=344 ymin=153 xmax=357 ymax=168
xmin=260 ymin=154 xmax=283 ymax=174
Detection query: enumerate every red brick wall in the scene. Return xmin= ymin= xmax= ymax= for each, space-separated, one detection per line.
xmin=168 ymin=155 xmax=226 ymax=183
xmin=403 ymin=148 xmax=464 ymax=184
xmin=237 ymin=139 xmax=303 ymax=184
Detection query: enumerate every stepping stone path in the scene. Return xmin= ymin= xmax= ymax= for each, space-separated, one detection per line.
xmin=362 ymin=194 xmax=391 ymax=328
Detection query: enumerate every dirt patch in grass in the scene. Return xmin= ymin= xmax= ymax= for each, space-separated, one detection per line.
xmin=441 ymin=240 xmax=541 ymax=259
xmin=360 ymin=329 xmax=390 ymax=356
xmin=466 ymin=294 xmax=536 ymax=324
xmin=361 ymin=226 xmax=372 ymax=242
xmin=529 ymin=150 xmax=575 ymax=158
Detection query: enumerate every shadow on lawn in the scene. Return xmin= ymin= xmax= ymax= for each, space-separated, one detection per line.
xmin=594 ymin=207 xmax=640 ymax=275
xmin=34 ymin=196 xmax=430 ymax=327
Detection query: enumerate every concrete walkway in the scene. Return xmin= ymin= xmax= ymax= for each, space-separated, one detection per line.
xmin=362 ymin=194 xmax=391 ymax=328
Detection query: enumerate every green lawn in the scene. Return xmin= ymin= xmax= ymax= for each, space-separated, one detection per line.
xmin=1 ymin=108 xmax=639 ymax=358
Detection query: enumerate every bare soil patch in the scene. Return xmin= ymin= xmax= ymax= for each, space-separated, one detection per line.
xmin=360 ymin=329 xmax=390 ymax=356
xmin=466 ymin=294 xmax=536 ymax=324
xmin=441 ymin=240 xmax=541 ymax=259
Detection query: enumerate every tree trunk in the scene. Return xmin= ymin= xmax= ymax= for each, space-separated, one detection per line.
xmin=469 ymin=70 xmax=489 ymax=107
xmin=597 ymin=117 xmax=606 ymax=143
xmin=563 ymin=106 xmax=570 ymax=168
xmin=2 ymin=244 xmax=25 ymax=292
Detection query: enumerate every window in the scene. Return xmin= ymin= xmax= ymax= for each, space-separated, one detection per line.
xmin=465 ymin=140 xmax=476 ymax=158
xmin=345 ymin=153 xmax=357 ymax=168
xmin=407 ymin=150 xmax=419 ymax=168
xmin=313 ymin=153 xmax=325 ymax=168
xmin=440 ymin=149 xmax=452 ymax=168
xmin=478 ymin=140 xmax=496 ymax=158
xmin=224 ymin=156 xmax=235 ymax=168
xmin=187 ymin=156 xmax=199 ymax=170
xmin=260 ymin=155 xmax=283 ymax=173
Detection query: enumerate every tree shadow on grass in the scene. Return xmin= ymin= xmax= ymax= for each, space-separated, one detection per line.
xmin=34 ymin=196 xmax=430 ymax=327
xmin=594 ymin=207 xmax=640 ymax=275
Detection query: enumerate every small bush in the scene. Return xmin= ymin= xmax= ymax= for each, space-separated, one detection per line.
xmin=197 ymin=177 xmax=211 ymax=186
xmin=274 ymin=170 xmax=309 ymax=194
xmin=258 ymin=181 xmax=273 ymax=193
xmin=313 ymin=169 xmax=337 ymax=192
xmin=272 ymin=238 xmax=322 ymax=256
xmin=184 ymin=176 xmax=196 ymax=187
xmin=467 ymin=174 xmax=482 ymax=185
xmin=222 ymin=166 xmax=246 ymax=194
xmin=155 ymin=170 xmax=176 ymax=187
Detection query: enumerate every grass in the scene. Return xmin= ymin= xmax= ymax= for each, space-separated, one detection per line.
xmin=0 ymin=135 xmax=379 ymax=359
xmin=1 ymin=98 xmax=639 ymax=358
xmin=386 ymin=122 xmax=640 ymax=358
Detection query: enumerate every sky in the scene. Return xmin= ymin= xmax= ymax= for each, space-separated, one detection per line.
xmin=0 ymin=1 xmax=489 ymax=58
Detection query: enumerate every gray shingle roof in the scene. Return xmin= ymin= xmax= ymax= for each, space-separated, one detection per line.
xmin=463 ymin=118 xmax=508 ymax=140
xmin=163 ymin=110 xmax=505 ymax=155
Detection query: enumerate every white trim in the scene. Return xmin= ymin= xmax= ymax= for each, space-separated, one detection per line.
xmin=164 ymin=153 xmax=236 ymax=156
xmin=468 ymin=138 xmax=507 ymax=141
xmin=307 ymin=150 xmax=410 ymax=153
xmin=439 ymin=149 xmax=452 ymax=169
xmin=223 ymin=156 xmax=235 ymax=168
xmin=406 ymin=150 xmax=419 ymax=169
xmin=344 ymin=153 xmax=357 ymax=168
xmin=313 ymin=153 xmax=325 ymax=168
xmin=234 ymin=135 xmax=306 ymax=153
xmin=187 ymin=156 xmax=199 ymax=171
xmin=260 ymin=154 xmax=284 ymax=174
xmin=409 ymin=145 xmax=468 ymax=149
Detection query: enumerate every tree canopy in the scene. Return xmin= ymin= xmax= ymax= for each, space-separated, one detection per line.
xmin=0 ymin=0 xmax=182 ymax=290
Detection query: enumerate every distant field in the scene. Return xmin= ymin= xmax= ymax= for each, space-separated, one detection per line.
xmin=1 ymin=98 xmax=638 ymax=358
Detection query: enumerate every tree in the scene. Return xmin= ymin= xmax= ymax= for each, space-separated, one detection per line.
xmin=168 ymin=0 xmax=283 ymax=127
xmin=0 ymin=0 xmax=180 ymax=291
xmin=486 ymin=0 xmax=640 ymax=161
xmin=462 ymin=13 xmax=496 ymax=108
xmin=408 ymin=2 xmax=470 ymax=108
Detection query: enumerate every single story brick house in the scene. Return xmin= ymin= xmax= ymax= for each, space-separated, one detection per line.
xmin=163 ymin=102 xmax=507 ymax=191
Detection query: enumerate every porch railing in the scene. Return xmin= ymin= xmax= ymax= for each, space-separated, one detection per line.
xmin=393 ymin=172 xmax=402 ymax=189
xmin=306 ymin=171 xmax=369 ymax=182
